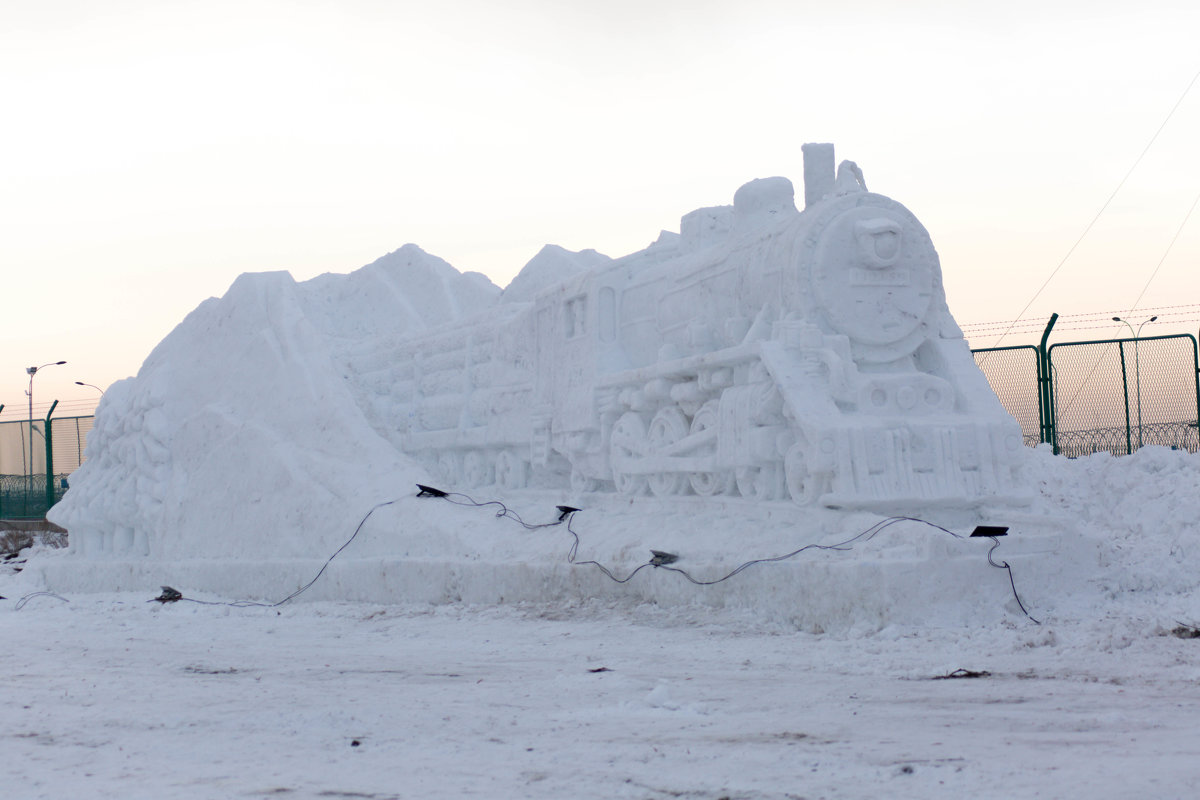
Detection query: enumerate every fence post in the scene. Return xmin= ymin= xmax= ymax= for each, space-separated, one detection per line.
xmin=1117 ymin=343 xmax=1132 ymax=455
xmin=1038 ymin=314 xmax=1059 ymax=452
xmin=44 ymin=400 xmax=58 ymax=513
xmin=1191 ymin=334 xmax=1200 ymax=449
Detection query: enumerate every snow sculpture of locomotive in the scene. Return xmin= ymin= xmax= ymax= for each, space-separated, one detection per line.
xmin=394 ymin=143 xmax=1024 ymax=508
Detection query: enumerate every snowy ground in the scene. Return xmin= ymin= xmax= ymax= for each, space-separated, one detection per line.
xmin=3 ymin=588 xmax=1200 ymax=799
xmin=8 ymin=446 xmax=1200 ymax=798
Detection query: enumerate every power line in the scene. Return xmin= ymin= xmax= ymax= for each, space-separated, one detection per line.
xmin=1032 ymin=195 xmax=1200 ymax=419
xmin=966 ymin=318 xmax=1200 ymax=340
xmin=1125 ymin=189 xmax=1200 ymax=314
xmin=961 ymin=302 xmax=1200 ymax=331
xmin=983 ymin=64 xmax=1200 ymax=350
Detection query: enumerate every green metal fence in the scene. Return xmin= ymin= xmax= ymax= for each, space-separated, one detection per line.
xmin=973 ymin=316 xmax=1200 ymax=458
xmin=972 ymin=345 xmax=1042 ymax=447
xmin=1047 ymin=334 xmax=1200 ymax=457
xmin=0 ymin=474 xmax=65 ymax=519
xmin=0 ymin=407 xmax=94 ymax=520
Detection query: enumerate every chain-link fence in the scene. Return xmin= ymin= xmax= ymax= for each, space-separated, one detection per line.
xmin=973 ymin=332 xmax=1200 ymax=458
xmin=972 ymin=345 xmax=1042 ymax=447
xmin=0 ymin=417 xmax=31 ymax=477
xmin=1048 ymin=335 xmax=1200 ymax=457
xmin=51 ymin=415 xmax=94 ymax=478
xmin=0 ymin=412 xmax=94 ymax=519
xmin=0 ymin=474 xmax=61 ymax=518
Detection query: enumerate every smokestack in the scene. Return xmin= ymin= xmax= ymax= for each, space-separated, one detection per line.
xmin=801 ymin=143 xmax=835 ymax=209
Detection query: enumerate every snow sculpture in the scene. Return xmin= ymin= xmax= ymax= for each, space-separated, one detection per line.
xmin=397 ymin=144 xmax=1025 ymax=507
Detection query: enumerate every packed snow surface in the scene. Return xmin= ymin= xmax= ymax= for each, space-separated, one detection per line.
xmin=6 ymin=518 xmax=1200 ymax=800
xmin=9 ymin=443 xmax=1200 ymax=798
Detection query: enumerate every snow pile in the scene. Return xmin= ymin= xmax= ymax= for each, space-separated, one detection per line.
xmin=1022 ymin=445 xmax=1200 ymax=603
xmin=48 ymin=246 xmax=497 ymax=561
xmin=300 ymin=244 xmax=499 ymax=340
xmin=500 ymin=244 xmax=610 ymax=303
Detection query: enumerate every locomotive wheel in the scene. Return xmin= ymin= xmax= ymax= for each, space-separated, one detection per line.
xmin=610 ymin=412 xmax=648 ymax=496
xmin=495 ymin=450 xmax=528 ymax=491
xmin=688 ymin=400 xmax=733 ymax=497
xmin=463 ymin=451 xmax=492 ymax=488
xmin=784 ymin=441 xmax=822 ymax=506
xmin=735 ymin=465 xmax=781 ymax=501
xmin=647 ymin=407 xmax=689 ymax=497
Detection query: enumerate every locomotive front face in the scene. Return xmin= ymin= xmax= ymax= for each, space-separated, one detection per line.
xmin=806 ymin=196 xmax=940 ymax=364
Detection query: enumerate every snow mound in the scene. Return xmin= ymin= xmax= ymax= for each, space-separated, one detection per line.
xmin=301 ymin=244 xmax=499 ymax=338
xmin=500 ymin=244 xmax=611 ymax=303
xmin=47 ymin=249 xmax=500 ymax=561
xmin=1021 ymin=444 xmax=1200 ymax=600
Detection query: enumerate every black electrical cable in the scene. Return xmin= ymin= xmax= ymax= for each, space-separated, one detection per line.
xmin=427 ymin=489 xmax=1041 ymax=625
xmin=10 ymin=485 xmax=1039 ymax=624
xmin=562 ymin=512 xmax=655 ymax=584
xmin=652 ymin=516 xmax=944 ymax=585
xmin=14 ymin=591 xmax=70 ymax=610
xmin=438 ymin=491 xmax=564 ymax=530
xmin=166 ymin=498 xmax=401 ymax=608
xmin=983 ymin=536 xmax=1041 ymax=624
xmin=165 ymin=490 xmax=566 ymax=608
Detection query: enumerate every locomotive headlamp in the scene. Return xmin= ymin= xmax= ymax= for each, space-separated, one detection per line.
xmin=854 ymin=218 xmax=903 ymax=267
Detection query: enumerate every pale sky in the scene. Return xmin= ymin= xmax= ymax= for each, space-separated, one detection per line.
xmin=3 ymin=0 xmax=1199 ymax=418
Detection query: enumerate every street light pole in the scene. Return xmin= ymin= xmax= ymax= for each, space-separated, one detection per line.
xmin=25 ymin=360 xmax=66 ymax=504
xmin=1112 ymin=316 xmax=1157 ymax=451
xmin=75 ymin=381 xmax=105 ymax=396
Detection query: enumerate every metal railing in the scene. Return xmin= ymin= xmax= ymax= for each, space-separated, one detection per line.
xmin=971 ymin=344 xmax=1043 ymax=447
xmin=0 ymin=406 xmax=94 ymax=520
xmin=974 ymin=315 xmax=1200 ymax=457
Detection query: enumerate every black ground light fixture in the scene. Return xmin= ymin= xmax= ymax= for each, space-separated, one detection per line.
xmin=649 ymin=550 xmax=681 ymax=566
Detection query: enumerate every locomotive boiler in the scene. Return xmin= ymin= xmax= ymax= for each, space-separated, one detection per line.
xmin=393 ymin=143 xmax=1024 ymax=508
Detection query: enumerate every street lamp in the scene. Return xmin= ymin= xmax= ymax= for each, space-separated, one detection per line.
xmin=1112 ymin=316 xmax=1157 ymax=451
xmin=75 ymin=381 xmax=105 ymax=396
xmin=25 ymin=361 xmax=66 ymax=502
